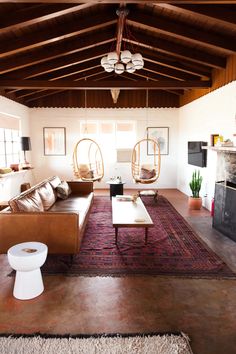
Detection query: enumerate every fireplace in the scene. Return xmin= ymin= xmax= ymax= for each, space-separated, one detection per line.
xmin=213 ymin=180 xmax=236 ymax=242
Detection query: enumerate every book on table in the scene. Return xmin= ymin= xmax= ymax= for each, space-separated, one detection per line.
xmin=115 ymin=195 xmax=133 ymax=201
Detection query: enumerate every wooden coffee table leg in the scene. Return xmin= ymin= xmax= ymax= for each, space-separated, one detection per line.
xmin=145 ymin=227 xmax=148 ymax=245
xmin=115 ymin=227 xmax=118 ymax=245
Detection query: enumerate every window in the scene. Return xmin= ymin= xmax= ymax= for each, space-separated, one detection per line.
xmin=0 ymin=128 xmax=20 ymax=167
xmin=80 ymin=120 xmax=136 ymax=163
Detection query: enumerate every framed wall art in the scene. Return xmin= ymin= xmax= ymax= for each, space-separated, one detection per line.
xmin=43 ymin=127 xmax=66 ymax=156
xmin=147 ymin=127 xmax=169 ymax=155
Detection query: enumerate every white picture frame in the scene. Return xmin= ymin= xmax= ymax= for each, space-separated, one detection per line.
xmin=147 ymin=127 xmax=169 ymax=155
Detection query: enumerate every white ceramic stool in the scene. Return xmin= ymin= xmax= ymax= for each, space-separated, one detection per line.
xmin=7 ymin=242 xmax=48 ymax=300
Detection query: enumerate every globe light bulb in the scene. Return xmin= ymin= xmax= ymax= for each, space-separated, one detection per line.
xmin=120 ymin=50 xmax=132 ymax=64
xmin=126 ymin=62 xmax=136 ymax=73
xmin=115 ymin=63 xmax=125 ymax=74
xmin=107 ymin=51 xmax=119 ymax=65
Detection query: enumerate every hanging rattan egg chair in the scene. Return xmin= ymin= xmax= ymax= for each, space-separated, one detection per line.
xmin=132 ymin=138 xmax=161 ymax=184
xmin=73 ymin=138 xmax=104 ymax=182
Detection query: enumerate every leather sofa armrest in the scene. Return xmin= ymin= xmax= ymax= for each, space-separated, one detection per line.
xmin=67 ymin=181 xmax=93 ymax=194
xmin=0 ymin=212 xmax=79 ymax=254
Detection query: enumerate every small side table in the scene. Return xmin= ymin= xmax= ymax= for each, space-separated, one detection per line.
xmin=8 ymin=242 xmax=48 ymax=300
xmin=107 ymin=181 xmax=125 ymax=200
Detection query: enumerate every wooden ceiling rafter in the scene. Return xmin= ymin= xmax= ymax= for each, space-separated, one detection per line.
xmin=128 ymin=9 xmax=236 ymax=54
xmin=0 ymin=3 xmax=96 ymax=33
xmin=141 ymin=59 xmax=199 ymax=81
xmin=157 ymin=4 xmax=236 ymax=28
xmin=13 ymin=66 xmax=111 ymax=99
xmin=0 ymin=27 xmax=115 ymax=75
xmin=7 ymin=61 xmax=102 ymax=93
xmin=1 ymin=43 xmax=112 ymax=80
xmin=123 ymin=32 xmax=226 ymax=69
xmin=128 ymin=45 xmax=212 ymax=78
xmin=0 ymin=11 xmax=116 ymax=58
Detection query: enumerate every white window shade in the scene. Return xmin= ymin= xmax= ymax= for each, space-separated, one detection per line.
xmin=0 ymin=114 xmax=20 ymax=130
xmin=116 ymin=122 xmax=134 ymax=132
xmin=100 ymin=123 xmax=114 ymax=134
xmin=81 ymin=123 xmax=97 ymax=135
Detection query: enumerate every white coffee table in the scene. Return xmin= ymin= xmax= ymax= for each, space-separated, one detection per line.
xmin=112 ymin=196 xmax=154 ymax=245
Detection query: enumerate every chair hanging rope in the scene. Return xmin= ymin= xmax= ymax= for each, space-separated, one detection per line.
xmin=73 ymin=138 xmax=104 ymax=182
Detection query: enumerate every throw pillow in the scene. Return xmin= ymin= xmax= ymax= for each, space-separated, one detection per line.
xmin=140 ymin=166 xmax=156 ymax=180
xmin=38 ymin=182 xmax=57 ymax=210
xmin=49 ymin=176 xmax=61 ymax=189
xmin=56 ymin=181 xmax=72 ymax=200
xmin=13 ymin=190 xmax=44 ymax=212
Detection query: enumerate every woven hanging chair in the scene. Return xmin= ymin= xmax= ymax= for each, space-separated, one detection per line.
xmin=132 ymin=138 xmax=161 ymax=184
xmin=73 ymin=138 xmax=104 ymax=182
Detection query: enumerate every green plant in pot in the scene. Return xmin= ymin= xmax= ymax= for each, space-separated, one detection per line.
xmin=188 ymin=170 xmax=203 ymax=210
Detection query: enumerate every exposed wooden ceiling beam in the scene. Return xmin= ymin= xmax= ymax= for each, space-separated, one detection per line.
xmin=34 ymin=56 xmax=199 ymax=82
xmin=157 ymin=4 xmax=236 ymax=28
xmin=124 ymin=31 xmax=226 ymax=69
xmin=128 ymin=71 xmax=183 ymax=95
xmin=128 ymin=9 xmax=236 ymax=54
xmin=0 ymin=11 xmax=116 ymax=58
xmin=143 ymin=60 xmax=199 ymax=81
xmin=129 ymin=44 xmax=211 ymax=78
xmin=0 ymin=28 xmax=114 ymax=75
xmin=124 ymin=42 xmax=212 ymax=78
xmin=17 ymin=66 xmax=117 ymax=99
xmin=13 ymin=66 xmax=106 ymax=98
xmin=1 ymin=43 xmax=110 ymax=80
xmin=0 ymin=80 xmax=211 ymax=90
xmin=0 ymin=3 xmax=95 ymax=33
xmin=36 ymin=60 xmax=102 ymax=81
xmin=24 ymin=90 xmax=63 ymax=103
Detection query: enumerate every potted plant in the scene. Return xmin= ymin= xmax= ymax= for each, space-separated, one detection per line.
xmin=188 ymin=170 xmax=203 ymax=210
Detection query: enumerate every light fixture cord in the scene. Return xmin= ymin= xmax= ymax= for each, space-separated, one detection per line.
xmin=145 ymin=81 xmax=149 ymax=138
xmin=84 ymin=79 xmax=88 ymax=134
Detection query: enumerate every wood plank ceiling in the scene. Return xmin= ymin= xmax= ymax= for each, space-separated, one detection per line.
xmin=0 ymin=1 xmax=235 ymax=108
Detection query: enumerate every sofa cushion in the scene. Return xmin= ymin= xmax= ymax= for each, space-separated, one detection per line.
xmin=37 ymin=182 xmax=57 ymax=210
xmin=49 ymin=176 xmax=61 ymax=189
xmin=49 ymin=193 xmax=93 ymax=213
xmin=12 ymin=190 xmax=44 ymax=212
xmin=56 ymin=181 xmax=72 ymax=200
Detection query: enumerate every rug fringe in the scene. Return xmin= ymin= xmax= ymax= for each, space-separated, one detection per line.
xmin=0 ymin=331 xmax=185 ymax=339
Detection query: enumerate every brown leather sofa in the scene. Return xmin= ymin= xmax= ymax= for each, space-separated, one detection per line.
xmin=0 ymin=176 xmax=94 ymax=254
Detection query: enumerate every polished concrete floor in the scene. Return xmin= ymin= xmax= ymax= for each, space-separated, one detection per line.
xmin=0 ymin=189 xmax=236 ymax=354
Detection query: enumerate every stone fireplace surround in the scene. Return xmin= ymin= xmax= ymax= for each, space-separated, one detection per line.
xmin=212 ymin=149 xmax=236 ymax=242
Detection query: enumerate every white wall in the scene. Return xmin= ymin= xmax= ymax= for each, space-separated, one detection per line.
xmin=0 ymin=95 xmax=34 ymax=201
xmin=178 ymin=81 xmax=236 ymax=209
xmin=29 ymin=107 xmax=179 ymax=189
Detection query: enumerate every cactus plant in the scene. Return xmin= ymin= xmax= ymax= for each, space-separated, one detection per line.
xmin=189 ymin=170 xmax=203 ymax=198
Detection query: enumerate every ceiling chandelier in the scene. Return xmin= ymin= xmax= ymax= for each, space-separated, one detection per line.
xmin=100 ymin=7 xmax=144 ymax=75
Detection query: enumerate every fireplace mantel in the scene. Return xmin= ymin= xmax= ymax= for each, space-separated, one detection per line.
xmin=202 ymin=146 xmax=236 ymax=154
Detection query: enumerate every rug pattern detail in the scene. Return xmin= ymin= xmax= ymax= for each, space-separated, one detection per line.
xmin=43 ymin=196 xmax=235 ymax=277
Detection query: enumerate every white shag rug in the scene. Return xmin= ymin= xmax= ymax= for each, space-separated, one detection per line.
xmin=0 ymin=334 xmax=193 ymax=354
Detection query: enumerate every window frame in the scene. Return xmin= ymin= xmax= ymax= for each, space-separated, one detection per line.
xmin=0 ymin=128 xmax=20 ymax=167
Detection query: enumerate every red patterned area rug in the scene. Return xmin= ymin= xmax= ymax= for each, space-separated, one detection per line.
xmin=42 ymin=196 xmax=235 ymax=278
